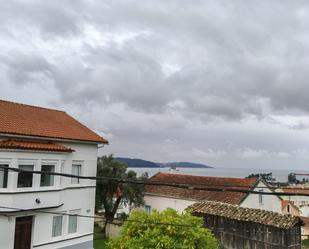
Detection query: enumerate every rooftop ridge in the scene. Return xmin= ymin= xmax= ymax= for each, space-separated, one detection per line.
xmin=0 ymin=99 xmax=108 ymax=143
xmin=0 ymin=99 xmax=65 ymax=113
xmin=155 ymin=172 xmax=258 ymax=182
xmin=190 ymin=200 xmax=303 ymax=229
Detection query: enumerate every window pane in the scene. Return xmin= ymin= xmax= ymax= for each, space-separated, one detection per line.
xmin=40 ymin=165 xmax=55 ymax=187
xmin=60 ymin=162 xmax=65 ymax=186
xmin=71 ymin=165 xmax=81 ymax=184
xmin=68 ymin=215 xmax=77 ymax=234
xmin=17 ymin=165 xmax=33 ymax=188
xmin=0 ymin=164 xmax=8 ymax=188
xmin=52 ymin=216 xmax=63 ymax=237
xmin=259 ymin=190 xmax=264 ymax=204
xmin=145 ymin=205 xmax=151 ymax=214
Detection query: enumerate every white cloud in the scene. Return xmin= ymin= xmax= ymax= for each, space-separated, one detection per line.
xmin=192 ymin=148 xmax=226 ymax=159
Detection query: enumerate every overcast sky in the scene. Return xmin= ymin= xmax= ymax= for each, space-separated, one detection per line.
xmin=2 ymin=0 xmax=309 ymax=170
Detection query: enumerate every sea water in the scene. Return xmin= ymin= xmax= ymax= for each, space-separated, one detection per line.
xmin=129 ymin=167 xmax=309 ymax=182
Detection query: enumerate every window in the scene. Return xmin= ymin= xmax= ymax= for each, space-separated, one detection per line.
xmin=52 ymin=216 xmax=63 ymax=237
xmin=259 ymin=190 xmax=264 ymax=204
xmin=17 ymin=165 xmax=33 ymax=188
xmin=287 ymin=204 xmax=290 ymax=213
xmin=145 ymin=205 xmax=151 ymax=214
xmin=60 ymin=162 xmax=65 ymax=186
xmin=40 ymin=165 xmax=55 ymax=187
xmin=0 ymin=164 xmax=8 ymax=188
xmin=71 ymin=164 xmax=81 ymax=184
xmin=68 ymin=211 xmax=79 ymax=234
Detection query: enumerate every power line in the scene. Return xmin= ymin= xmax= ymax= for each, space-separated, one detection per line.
xmin=1 ymin=165 xmax=309 ymax=196
xmin=0 ymin=165 xmax=300 ymax=190
xmin=0 ymin=205 xmax=297 ymax=235
xmin=0 ymin=205 xmax=204 ymax=229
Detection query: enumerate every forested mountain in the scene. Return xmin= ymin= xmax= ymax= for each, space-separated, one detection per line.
xmin=115 ymin=157 xmax=212 ymax=168
xmin=115 ymin=157 xmax=160 ymax=168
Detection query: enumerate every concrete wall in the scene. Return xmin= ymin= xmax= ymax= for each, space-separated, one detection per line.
xmin=144 ymin=194 xmax=196 ymax=213
xmin=0 ymin=139 xmax=100 ymax=249
xmin=240 ymin=181 xmax=282 ymax=213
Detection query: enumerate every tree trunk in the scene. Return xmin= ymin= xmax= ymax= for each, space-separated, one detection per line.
xmin=102 ymin=196 xmax=122 ymax=238
xmin=103 ymin=214 xmax=115 ymax=238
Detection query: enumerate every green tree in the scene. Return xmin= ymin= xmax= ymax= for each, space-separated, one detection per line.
xmin=109 ymin=208 xmax=219 ymax=249
xmin=96 ymin=155 xmax=147 ymax=237
xmin=288 ymin=173 xmax=298 ymax=184
xmin=246 ymin=172 xmax=275 ymax=182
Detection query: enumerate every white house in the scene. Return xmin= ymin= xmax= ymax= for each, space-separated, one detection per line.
xmin=278 ymin=187 xmax=309 ymax=239
xmin=144 ymin=172 xmax=282 ymax=213
xmin=279 ymin=187 xmax=309 ymax=216
xmin=0 ymin=100 xmax=108 ymax=249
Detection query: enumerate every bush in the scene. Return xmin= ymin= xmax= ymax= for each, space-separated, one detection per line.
xmin=109 ymin=208 xmax=219 ymax=249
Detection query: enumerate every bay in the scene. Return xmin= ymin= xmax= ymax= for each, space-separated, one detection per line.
xmin=129 ymin=167 xmax=309 ymax=182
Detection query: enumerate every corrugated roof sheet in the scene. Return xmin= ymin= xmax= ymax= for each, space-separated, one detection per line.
xmin=0 ymin=100 xmax=108 ymax=143
xmin=145 ymin=173 xmax=258 ymax=205
xmin=191 ymin=201 xmax=303 ymax=229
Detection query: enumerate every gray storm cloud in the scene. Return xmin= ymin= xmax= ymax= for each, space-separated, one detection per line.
xmin=1 ymin=0 xmax=309 ymax=169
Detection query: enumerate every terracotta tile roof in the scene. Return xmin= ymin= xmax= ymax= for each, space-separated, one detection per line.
xmin=281 ymin=187 xmax=309 ymax=195
xmin=0 ymin=139 xmax=74 ymax=153
xmin=281 ymin=200 xmax=300 ymax=213
xmin=145 ymin=173 xmax=258 ymax=205
xmin=191 ymin=201 xmax=304 ymax=229
xmin=0 ymin=100 xmax=108 ymax=143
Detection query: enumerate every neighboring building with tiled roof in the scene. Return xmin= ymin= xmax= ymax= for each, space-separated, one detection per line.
xmin=277 ymin=186 xmax=309 ymax=239
xmin=281 ymin=200 xmax=301 ymax=216
xmin=0 ymin=99 xmax=108 ymax=249
xmin=145 ymin=172 xmax=258 ymax=205
xmin=191 ymin=201 xmax=302 ymax=229
xmin=0 ymin=99 xmax=108 ymax=143
xmin=278 ymin=187 xmax=309 ymax=217
xmin=143 ymin=172 xmax=282 ymax=214
xmin=191 ymin=201 xmax=304 ymax=248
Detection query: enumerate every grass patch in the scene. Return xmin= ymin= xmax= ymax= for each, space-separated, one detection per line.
xmin=94 ymin=224 xmax=108 ymax=249
xmin=94 ymin=239 xmax=108 ymax=249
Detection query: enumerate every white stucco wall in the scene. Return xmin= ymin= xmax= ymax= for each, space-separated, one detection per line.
xmin=280 ymin=193 xmax=309 ymax=216
xmin=144 ymin=181 xmax=282 ymax=214
xmin=240 ymin=181 xmax=282 ymax=213
xmin=281 ymin=195 xmax=309 ymax=206
xmin=0 ymin=139 xmax=100 ymax=249
xmin=144 ymin=194 xmax=196 ymax=213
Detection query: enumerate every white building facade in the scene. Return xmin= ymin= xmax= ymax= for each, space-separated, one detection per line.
xmin=144 ymin=173 xmax=282 ymax=214
xmin=0 ymin=100 xmax=108 ymax=249
xmin=240 ymin=181 xmax=282 ymax=213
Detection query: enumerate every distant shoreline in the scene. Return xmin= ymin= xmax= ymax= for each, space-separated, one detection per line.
xmin=127 ymin=166 xmax=214 ymax=169
xmin=115 ymin=157 xmax=213 ymax=169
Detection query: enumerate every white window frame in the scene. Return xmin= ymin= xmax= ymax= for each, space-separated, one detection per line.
xmin=52 ymin=215 xmax=63 ymax=237
xmin=60 ymin=161 xmax=65 ymax=187
xmin=259 ymin=189 xmax=264 ymax=205
xmin=0 ymin=164 xmax=9 ymax=189
xmin=17 ymin=165 xmax=34 ymax=188
xmin=0 ymin=159 xmax=11 ymax=190
xmin=40 ymin=164 xmax=56 ymax=187
xmin=68 ymin=209 xmax=80 ymax=234
xmin=71 ymin=162 xmax=82 ymax=185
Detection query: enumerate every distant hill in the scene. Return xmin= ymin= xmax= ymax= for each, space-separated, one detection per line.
xmin=115 ymin=157 xmax=213 ymax=168
xmin=115 ymin=157 xmax=160 ymax=168
xmin=158 ymin=162 xmax=212 ymax=168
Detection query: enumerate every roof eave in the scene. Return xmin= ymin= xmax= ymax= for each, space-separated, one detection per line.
xmin=0 ymin=133 xmax=108 ymax=145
